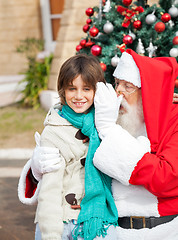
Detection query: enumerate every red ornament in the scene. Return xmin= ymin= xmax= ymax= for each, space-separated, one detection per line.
xmin=83 ymin=24 xmax=90 ymax=33
xmin=89 ymin=26 xmax=99 ymax=37
xmin=76 ymin=45 xmax=82 ymax=52
xmin=173 ymin=36 xmax=178 ymax=45
xmin=133 ymin=20 xmax=142 ymax=30
xmin=80 ymin=39 xmax=87 ymax=47
xmin=161 ymin=13 xmax=171 ymax=23
xmin=86 ymin=18 xmax=92 ymax=25
xmin=100 ymin=62 xmax=107 ymax=71
xmin=102 ymin=0 xmax=106 ymax=5
xmin=85 ymin=40 xmax=95 ymax=48
xmin=91 ymin=45 xmax=102 ymax=56
xmin=175 ymin=78 xmax=178 ymax=88
xmin=122 ymin=0 xmax=132 ymax=6
xmin=154 ymin=22 xmax=165 ymax=32
xmin=85 ymin=8 xmax=94 ymax=17
xmin=123 ymin=35 xmax=133 ymax=45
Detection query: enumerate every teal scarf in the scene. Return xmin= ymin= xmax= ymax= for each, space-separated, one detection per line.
xmin=62 ymin=105 xmax=118 ymax=240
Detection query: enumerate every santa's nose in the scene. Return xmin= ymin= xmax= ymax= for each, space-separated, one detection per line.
xmin=116 ymin=88 xmax=125 ymax=97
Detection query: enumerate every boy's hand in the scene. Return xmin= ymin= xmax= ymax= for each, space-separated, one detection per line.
xmin=31 ymin=132 xmax=63 ymax=181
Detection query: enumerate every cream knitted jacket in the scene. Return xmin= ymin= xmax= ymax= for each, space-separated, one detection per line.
xmin=35 ymin=104 xmax=88 ymax=240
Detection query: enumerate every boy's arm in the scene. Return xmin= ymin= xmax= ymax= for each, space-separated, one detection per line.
xmin=37 ymin=160 xmax=65 ymax=240
xmin=18 ymin=132 xmax=63 ymax=205
xmin=36 ymin=127 xmax=66 ymax=240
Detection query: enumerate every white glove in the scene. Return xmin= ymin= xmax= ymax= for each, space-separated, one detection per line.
xmin=94 ymin=82 xmax=123 ymax=139
xmin=31 ymin=132 xmax=63 ymax=181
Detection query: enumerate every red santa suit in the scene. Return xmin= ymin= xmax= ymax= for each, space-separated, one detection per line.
xmin=93 ymin=49 xmax=178 ymax=240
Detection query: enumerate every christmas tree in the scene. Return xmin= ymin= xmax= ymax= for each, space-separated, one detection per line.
xmin=76 ymin=0 xmax=178 ymax=90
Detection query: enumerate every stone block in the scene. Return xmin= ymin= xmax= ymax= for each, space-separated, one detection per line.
xmin=0 ymin=16 xmax=40 ymax=31
xmin=0 ymin=0 xmax=36 ymax=6
xmin=57 ymin=26 xmax=84 ymax=42
xmin=0 ymin=28 xmax=41 ymax=41
xmin=0 ymin=53 xmax=27 ymax=75
xmin=54 ymin=40 xmax=77 ymax=58
xmin=0 ymin=63 xmax=24 ymax=75
xmin=0 ymin=4 xmax=38 ymax=18
xmin=50 ymin=58 xmax=61 ymax=75
xmin=0 ymin=53 xmax=11 ymax=64
xmin=48 ymin=74 xmax=58 ymax=90
xmin=61 ymin=9 xmax=86 ymax=25
xmin=54 ymin=41 xmax=77 ymax=58
xmin=64 ymin=0 xmax=98 ymax=10
xmin=0 ymin=42 xmax=17 ymax=53
xmin=149 ymin=0 xmax=158 ymax=5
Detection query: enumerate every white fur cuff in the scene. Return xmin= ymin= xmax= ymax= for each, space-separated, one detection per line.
xmin=93 ymin=125 xmax=150 ymax=185
xmin=113 ymin=52 xmax=141 ymax=88
xmin=18 ymin=159 xmax=40 ymax=205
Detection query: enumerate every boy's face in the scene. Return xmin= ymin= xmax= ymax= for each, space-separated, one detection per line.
xmin=65 ymin=75 xmax=95 ymax=114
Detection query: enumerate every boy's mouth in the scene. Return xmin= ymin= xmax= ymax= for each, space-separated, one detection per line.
xmin=73 ymin=102 xmax=86 ymax=106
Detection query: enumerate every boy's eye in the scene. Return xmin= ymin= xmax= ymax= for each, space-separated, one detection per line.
xmin=84 ymin=87 xmax=91 ymax=91
xmin=68 ymin=87 xmax=75 ymax=91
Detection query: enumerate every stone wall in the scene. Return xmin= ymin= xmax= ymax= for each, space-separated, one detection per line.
xmin=150 ymin=0 xmax=159 ymax=5
xmin=0 ymin=0 xmax=41 ymax=75
xmin=48 ymin=0 xmax=159 ymax=90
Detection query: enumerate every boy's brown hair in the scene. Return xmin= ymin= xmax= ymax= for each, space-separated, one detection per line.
xmin=57 ymin=54 xmax=106 ymax=105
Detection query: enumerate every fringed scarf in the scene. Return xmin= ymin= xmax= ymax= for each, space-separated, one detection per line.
xmin=62 ymin=105 xmax=118 ymax=240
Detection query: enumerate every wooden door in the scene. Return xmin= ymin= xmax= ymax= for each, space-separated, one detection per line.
xmin=50 ymin=0 xmax=65 ymax=41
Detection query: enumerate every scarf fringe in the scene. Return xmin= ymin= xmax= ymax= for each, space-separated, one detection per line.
xmin=72 ymin=218 xmax=118 ymax=240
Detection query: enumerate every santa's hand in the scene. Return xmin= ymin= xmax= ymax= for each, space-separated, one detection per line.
xmin=94 ymin=82 xmax=123 ymax=139
xmin=31 ymin=132 xmax=63 ymax=181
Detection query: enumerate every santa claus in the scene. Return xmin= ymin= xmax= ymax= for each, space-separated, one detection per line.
xmin=93 ymin=49 xmax=178 ymax=240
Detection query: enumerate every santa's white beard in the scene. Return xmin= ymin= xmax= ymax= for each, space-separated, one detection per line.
xmin=116 ymin=98 xmax=147 ymax=138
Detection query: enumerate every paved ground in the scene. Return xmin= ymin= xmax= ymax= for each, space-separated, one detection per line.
xmin=0 ymin=75 xmax=36 ymax=239
xmin=0 ymin=76 xmax=42 ymax=239
xmin=0 ymin=156 xmax=36 ymax=240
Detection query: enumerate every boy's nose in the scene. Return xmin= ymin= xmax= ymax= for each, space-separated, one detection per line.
xmin=75 ymin=90 xmax=83 ymax=99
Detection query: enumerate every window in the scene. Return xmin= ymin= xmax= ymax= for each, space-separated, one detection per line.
xmin=40 ymin=0 xmax=64 ymax=52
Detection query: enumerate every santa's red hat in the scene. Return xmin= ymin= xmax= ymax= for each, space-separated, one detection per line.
xmin=113 ymin=51 xmax=141 ymax=88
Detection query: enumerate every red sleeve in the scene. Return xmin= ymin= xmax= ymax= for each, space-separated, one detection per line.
xmin=25 ymin=169 xmax=38 ymax=198
xmin=129 ymin=125 xmax=178 ymax=198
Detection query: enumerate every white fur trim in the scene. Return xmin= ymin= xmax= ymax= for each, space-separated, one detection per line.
xmin=112 ymin=180 xmax=159 ymax=217
xmin=116 ymin=216 xmax=178 ymax=240
xmin=18 ymin=159 xmax=40 ymax=205
xmin=113 ymin=52 xmax=141 ymax=88
xmin=93 ymin=125 xmax=150 ymax=185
